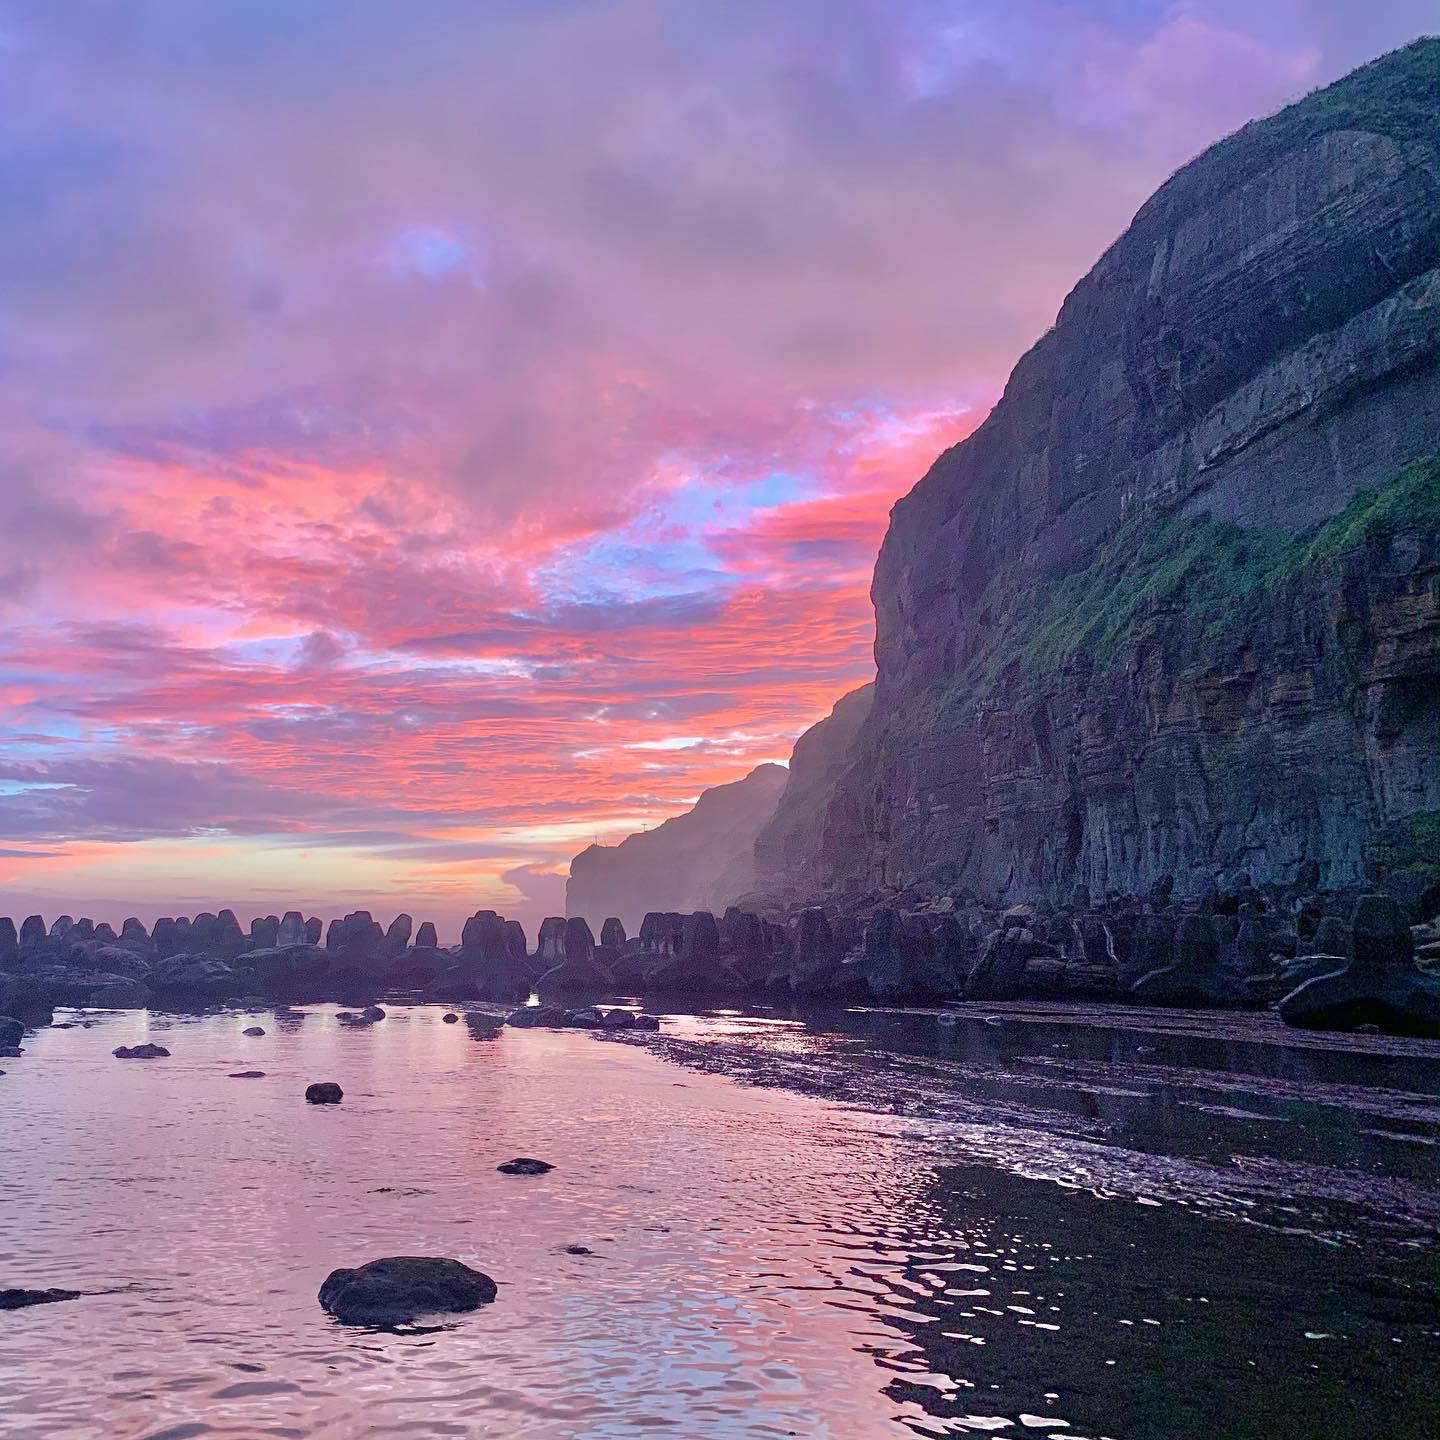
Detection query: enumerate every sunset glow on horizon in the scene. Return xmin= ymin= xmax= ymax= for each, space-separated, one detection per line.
xmin=0 ymin=0 xmax=1421 ymax=935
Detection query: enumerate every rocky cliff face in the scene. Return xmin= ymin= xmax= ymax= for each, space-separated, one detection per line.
xmin=745 ymin=684 xmax=873 ymax=909
xmin=812 ymin=41 xmax=1440 ymax=908
xmin=566 ymin=763 xmax=788 ymax=931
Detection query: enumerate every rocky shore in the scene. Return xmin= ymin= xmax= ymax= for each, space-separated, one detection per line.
xmin=4 ymin=872 xmax=1440 ymax=1043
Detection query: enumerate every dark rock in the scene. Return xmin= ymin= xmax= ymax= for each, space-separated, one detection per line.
xmin=243 ymin=1026 xmax=265 ymax=1037
xmin=1131 ymin=915 xmax=1253 ymax=1008
xmin=860 ymin=909 xmax=963 ymax=1002
xmin=457 ymin=912 xmax=531 ymax=1000
xmin=535 ymin=917 xmax=614 ymax=997
xmin=638 ymin=911 xmax=685 ymax=956
xmin=502 ymin=920 xmax=529 ymax=964
xmin=442 ymin=1012 xmax=459 ymax=1023
xmin=0 ymin=1288 xmax=82 ymax=1310
xmin=113 ymin=1043 xmax=170 ymax=1059
xmin=1280 ymin=894 xmax=1440 ymax=1035
xmin=306 ymin=1082 xmax=344 ymax=1104
xmin=644 ymin=911 xmax=748 ymax=994
xmin=600 ymin=1008 xmax=636 ymax=1029
xmin=19 ymin=916 xmax=46 ymax=949
xmin=497 ymin=1158 xmax=553 ymax=1175
xmin=304 ymin=917 xmax=323 ymax=945
xmin=383 ymin=914 xmax=413 ymax=957
xmin=318 ymin=1256 xmax=497 ymax=1326
xmin=721 ymin=907 xmax=769 ymax=983
xmin=632 ymin=1014 xmax=661 ymax=1031
xmin=229 ymin=1070 xmax=266 ymax=1078
xmin=564 ymin=1006 xmax=604 ymax=1028
xmin=504 ymin=1005 xmax=570 ymax=1028
xmin=88 ymin=976 xmax=150 ymax=1009
xmin=779 ymin=907 xmax=844 ymax=995
xmin=415 ymin=922 xmax=439 ymax=949
xmin=150 ymin=953 xmax=243 ymax=999
xmin=275 ymin=911 xmax=306 ymax=947
xmin=361 ymin=1006 xmax=386 ymax=1021
xmin=1311 ymin=916 xmax=1352 ymax=959
xmin=0 ymin=918 xmax=19 ymax=969
xmin=600 ymin=917 xmax=627 ymax=949
xmin=0 ymin=1017 xmax=23 ymax=1048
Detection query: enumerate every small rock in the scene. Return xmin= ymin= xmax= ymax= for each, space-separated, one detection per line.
xmin=564 ymin=1244 xmax=594 ymax=1256
xmin=243 ymin=1026 xmax=265 ymax=1037
xmin=306 ymin=1082 xmax=344 ymax=1104
xmin=113 ymin=1044 xmax=170 ymax=1060
xmin=229 ymin=1070 xmax=266 ymax=1079
xmin=442 ymin=1013 xmax=459 ymax=1024
xmin=0 ymin=1287 xmax=82 ymax=1310
xmin=318 ymin=1256 xmax=497 ymax=1326
xmin=361 ymin=1006 xmax=386 ymax=1022
xmin=0 ymin=1046 xmax=21 ymax=1058
xmin=632 ymin=1015 xmax=661 ymax=1031
xmin=497 ymin=1157 xmax=553 ymax=1175
xmin=0 ymin=1017 xmax=23 ymax=1048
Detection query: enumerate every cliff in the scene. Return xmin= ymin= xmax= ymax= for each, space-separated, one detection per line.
xmin=745 ymin=684 xmax=874 ymax=908
xmin=566 ymin=762 xmax=788 ymax=931
xmin=810 ymin=40 xmax=1440 ymax=908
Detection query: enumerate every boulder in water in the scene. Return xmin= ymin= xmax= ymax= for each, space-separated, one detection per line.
xmin=318 ymin=1256 xmax=497 ymax=1326
xmin=305 ymin=1082 xmax=344 ymax=1104
xmin=497 ymin=1157 xmax=553 ymax=1175
xmin=0 ymin=1016 xmax=23 ymax=1049
xmin=113 ymin=1043 xmax=170 ymax=1059
xmin=504 ymin=1004 xmax=569 ymax=1028
xmin=0 ymin=1287 xmax=82 ymax=1310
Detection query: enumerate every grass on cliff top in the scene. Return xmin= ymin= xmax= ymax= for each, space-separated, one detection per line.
xmin=983 ymin=452 xmax=1440 ymax=686
xmin=1152 ymin=38 xmax=1439 ymax=215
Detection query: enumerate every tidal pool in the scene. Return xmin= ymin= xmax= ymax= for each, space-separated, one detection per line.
xmin=1 ymin=1002 xmax=1438 ymax=1438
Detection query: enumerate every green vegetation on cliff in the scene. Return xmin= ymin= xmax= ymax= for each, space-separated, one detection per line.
xmin=990 ymin=453 xmax=1440 ymax=685
xmin=883 ymin=455 xmax=1440 ymax=737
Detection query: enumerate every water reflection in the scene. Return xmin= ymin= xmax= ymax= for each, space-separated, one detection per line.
xmin=0 ymin=1003 xmax=1436 ymax=1439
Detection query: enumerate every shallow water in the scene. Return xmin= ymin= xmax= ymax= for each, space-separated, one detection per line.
xmin=2 ymin=1002 xmax=1439 ymax=1439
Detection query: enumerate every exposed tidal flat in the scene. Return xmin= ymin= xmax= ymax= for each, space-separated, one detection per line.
xmin=2 ymin=1002 xmax=1439 ymax=1439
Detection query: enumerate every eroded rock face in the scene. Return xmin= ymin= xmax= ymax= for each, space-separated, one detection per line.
xmin=800 ymin=42 xmax=1440 ymax=912
xmin=318 ymin=1256 xmax=497 ymax=1326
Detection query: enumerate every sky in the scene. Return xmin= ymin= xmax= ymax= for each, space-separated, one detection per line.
xmin=0 ymin=0 xmax=1434 ymax=938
